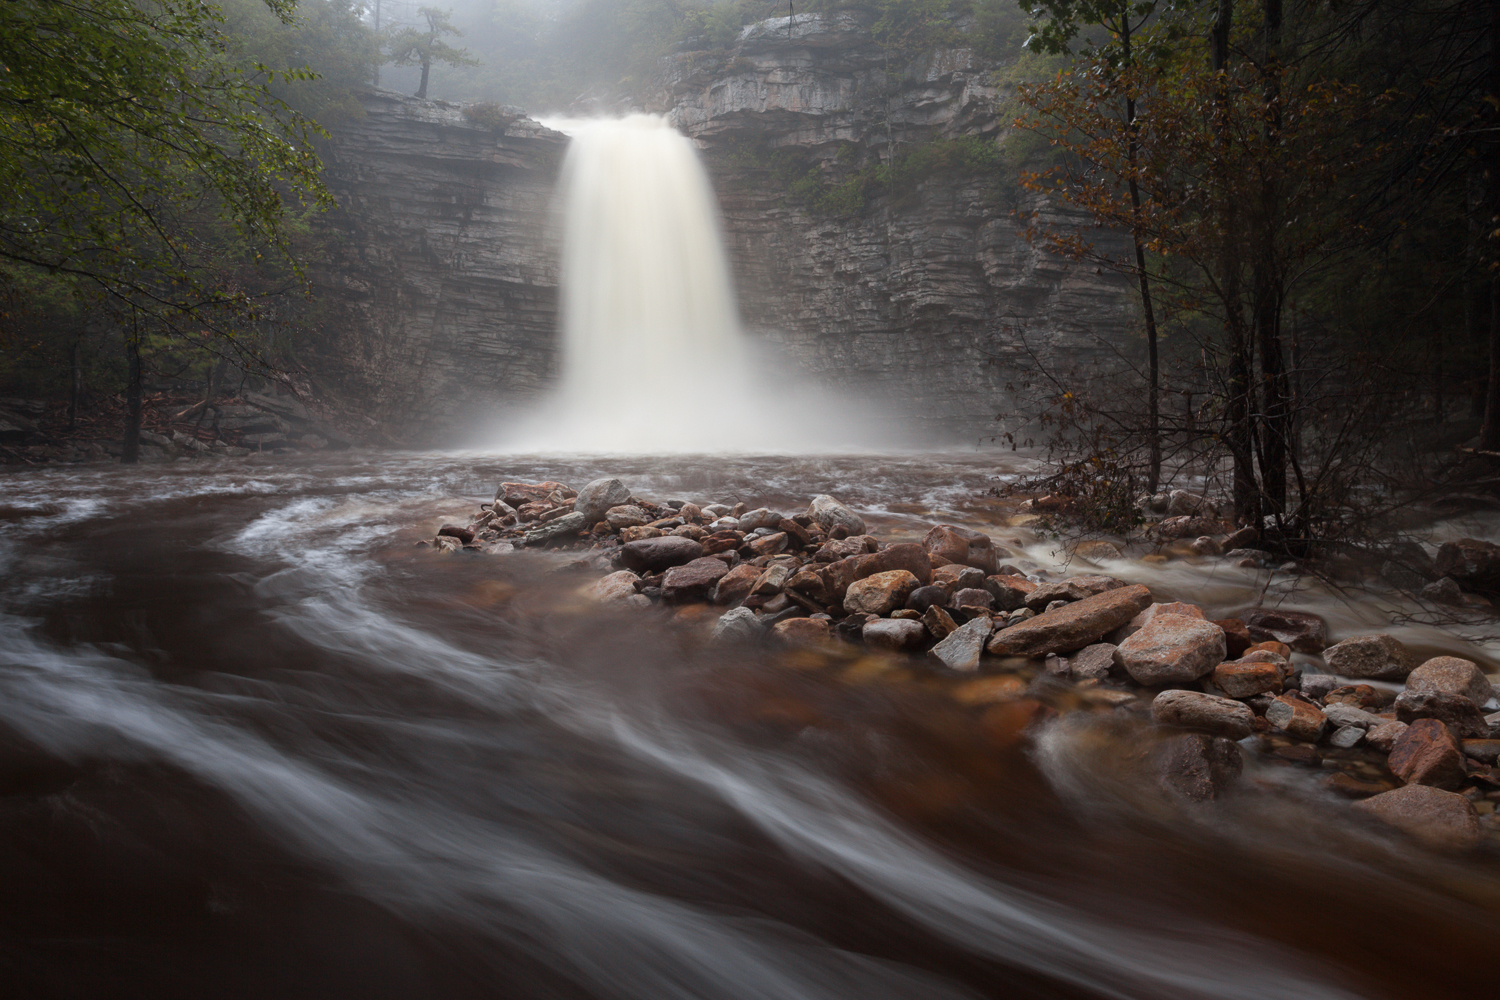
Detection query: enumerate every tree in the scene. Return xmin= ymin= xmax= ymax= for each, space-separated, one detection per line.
xmin=0 ymin=0 xmax=333 ymax=461
xmin=384 ymin=6 xmax=478 ymax=100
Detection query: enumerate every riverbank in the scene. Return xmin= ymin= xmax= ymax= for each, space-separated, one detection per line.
xmin=426 ymin=475 xmax=1500 ymax=852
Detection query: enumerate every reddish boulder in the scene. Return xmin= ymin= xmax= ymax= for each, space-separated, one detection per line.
xmin=1388 ymin=718 xmax=1467 ymax=789
xmin=922 ymin=524 xmax=997 ymax=573
xmin=1434 ymin=537 xmax=1500 ymax=593
xmin=843 ymin=570 xmax=922 ymax=616
xmin=1240 ymin=608 xmax=1328 ymax=653
xmin=661 ymin=557 xmax=730 ymax=603
xmin=986 ymin=584 xmax=1154 ymax=658
xmin=1352 ymin=784 xmax=1482 ymax=850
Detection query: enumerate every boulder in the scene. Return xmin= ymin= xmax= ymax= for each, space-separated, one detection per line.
xmin=619 ymin=535 xmax=704 ymax=572
xmin=1388 ymin=718 xmax=1467 ymax=789
xmin=1023 ymin=579 xmax=1095 ymax=610
xmin=928 ymin=616 xmax=992 ymax=672
xmin=984 ymin=574 xmax=1036 ymax=611
xmin=922 ymin=524 xmax=997 ymax=573
xmin=1069 ymin=643 xmax=1117 ymax=680
xmin=523 ymin=511 xmax=589 ymax=545
xmin=1322 ymin=702 xmax=1387 ymax=730
xmin=661 ymin=557 xmax=730 ymax=603
xmin=1211 ymin=659 xmax=1283 ymax=698
xmin=713 ymin=563 xmax=762 ymax=605
xmin=843 ymin=570 xmax=922 ymax=616
xmin=1405 ymin=656 xmax=1493 ymax=707
xmin=905 ymin=585 xmax=950 ymax=613
xmin=620 ymin=525 xmax=663 ymax=543
xmin=1324 ymin=684 xmax=1390 ymax=709
xmin=1212 ymin=618 xmax=1253 ymax=657
xmin=575 ymin=478 xmax=632 ymax=524
xmin=1352 ymin=784 xmax=1482 ymax=850
xmin=1322 ymin=634 xmax=1415 ymax=681
xmin=605 ymin=505 xmax=649 ymax=529
xmin=1151 ymin=689 xmax=1255 ymax=740
xmin=922 ymin=605 xmax=959 ymax=641
xmin=1114 ymin=614 xmax=1227 ymax=685
xmin=747 ymin=532 xmax=788 ymax=557
xmin=851 ymin=543 xmax=933 ymax=586
xmin=1239 ymin=608 xmax=1328 ymax=653
xmin=1265 ymin=694 xmax=1328 ymax=742
xmin=1393 ymin=690 xmax=1491 ymax=738
xmin=711 ymin=607 xmax=764 ymax=643
xmin=701 ymin=530 xmax=744 ymax=555
xmin=862 ymin=618 xmax=927 ymax=652
xmin=807 ymin=495 xmax=865 ymax=536
xmin=1434 ymin=537 xmax=1500 ymax=593
xmin=771 ymin=617 xmax=836 ymax=646
xmin=588 ymin=570 xmax=641 ymax=603
xmin=499 ymin=481 xmax=575 ymax=507
xmin=737 ymin=508 xmax=784 ymax=532
xmin=953 ymin=588 xmax=994 ymax=611
xmin=1365 ymin=720 xmax=1409 ymax=752
xmin=1154 ymin=733 xmax=1243 ymax=801
xmin=987 ymin=584 xmax=1154 ymax=658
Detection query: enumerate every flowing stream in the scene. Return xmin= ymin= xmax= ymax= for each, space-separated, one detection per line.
xmin=2 ymin=450 xmax=1498 ymax=999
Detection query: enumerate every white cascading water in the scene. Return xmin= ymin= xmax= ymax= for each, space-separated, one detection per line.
xmin=501 ymin=114 xmax=886 ymax=453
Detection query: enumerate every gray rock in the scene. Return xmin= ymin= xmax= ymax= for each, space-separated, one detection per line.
xmin=1323 ymin=703 xmax=1386 ymax=730
xmin=1328 ymin=725 xmax=1365 ymax=748
xmin=862 ymin=618 xmax=927 ymax=652
xmin=1393 ymin=690 xmax=1491 ymax=738
xmin=1352 ymin=784 xmax=1482 ymax=850
xmin=807 ymin=494 xmax=865 ymax=536
xmin=1114 ymin=614 xmax=1227 ymax=685
xmin=1405 ymin=656 xmax=1493 ymax=707
xmin=618 ymin=535 xmax=705 ymax=572
xmin=576 ymin=478 xmax=633 ymax=524
xmin=737 ymin=508 xmax=784 ymax=531
xmin=1420 ymin=576 xmax=1463 ymax=604
xmin=711 ymin=607 xmax=764 ymax=643
xmin=1154 ymin=732 xmax=1242 ymax=801
xmin=605 ymin=505 xmax=649 ymax=529
xmin=927 ymin=616 xmax=991 ymax=672
xmin=523 ymin=511 xmax=589 ymax=545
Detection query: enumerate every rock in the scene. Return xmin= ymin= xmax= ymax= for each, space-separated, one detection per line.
xmin=852 ymin=542 xmax=932 ymax=586
xmin=1069 ymin=643 xmax=1117 ymax=680
xmin=661 ymin=557 xmax=731 ymax=603
xmin=1434 ymin=537 xmax=1500 ymax=592
xmin=605 ymin=505 xmax=649 ymax=529
xmin=1322 ymin=702 xmax=1387 ymax=730
xmin=750 ymin=563 xmax=793 ymax=596
xmin=1117 ymin=601 xmax=1208 ymax=641
xmin=1460 ymin=739 xmax=1500 ymax=764
xmin=1152 ymin=689 xmax=1255 ymax=740
xmin=1075 ymin=540 xmax=1121 ymax=561
xmin=1265 ymin=694 xmax=1328 ymax=741
xmin=621 ymin=525 xmax=663 ymax=543
xmin=618 ymin=536 xmax=704 ymax=572
xmin=843 ymin=570 xmax=921 ymax=616
xmin=771 ymin=617 xmax=836 ymax=646
xmin=711 ymin=607 xmax=764 ymax=643
xmin=905 ymin=584 xmax=950 ymax=613
xmin=1420 ymin=577 xmax=1464 ymax=604
xmin=922 ymin=524 xmax=997 ymax=573
xmin=922 ymin=604 xmax=959 ymax=640
xmin=438 ymin=524 xmax=475 ymax=544
xmin=523 ymin=511 xmax=589 ymax=545
xmin=1156 ymin=514 xmax=1234 ymax=539
xmin=1323 ymin=684 xmax=1391 ymax=709
xmin=1405 ymin=656 xmax=1493 ymax=707
xmin=571 ymin=479 xmax=629 ymax=523
xmin=713 ymin=563 xmax=762 ymax=605
xmin=1114 ymin=615 xmax=1227 ymax=685
xmin=1154 ymin=732 xmax=1243 ymax=801
xmin=1239 ymin=608 xmax=1328 ymax=653
xmin=701 ymin=530 xmax=744 ymax=555
xmin=747 ymin=531 xmax=788 ymax=557
xmin=737 ymin=507 xmax=784 ymax=531
xmin=926 ymin=615 xmax=992 ymax=672
xmin=1393 ymin=690 xmax=1491 ymax=738
xmin=862 ymin=618 xmax=927 ymax=651
xmin=1022 ymin=579 xmax=1093 ymax=610
xmin=1352 ymin=784 xmax=1482 ymax=850
xmin=1328 ymin=725 xmax=1365 ymax=748
xmin=986 ymin=584 xmax=1154 ymax=658
xmin=1211 ymin=660 xmax=1283 ymax=698
xmin=1211 ymin=619 xmax=1253 ymax=657
xmin=1322 ymin=634 xmax=1415 ymax=681
xmin=953 ymin=587 xmax=993 ymax=611
xmin=984 ymin=574 xmax=1036 ymax=611
xmin=807 ymin=495 xmax=865 ymax=536
xmin=1365 ymin=720 xmax=1409 ymax=752
xmin=932 ymin=564 xmax=986 ymax=592
xmin=1388 ymin=718 xmax=1467 ymax=789
xmin=1222 ymin=525 xmax=1259 ymax=550
xmin=589 ymin=570 xmax=641 ymax=602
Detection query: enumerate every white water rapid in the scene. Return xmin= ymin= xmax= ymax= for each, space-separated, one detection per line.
xmin=500 ymin=115 xmax=885 ymax=453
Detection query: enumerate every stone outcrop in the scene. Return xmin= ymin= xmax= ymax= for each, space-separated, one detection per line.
xmin=648 ymin=15 xmax=1133 ymax=438
xmin=312 ymin=92 xmax=566 ymax=440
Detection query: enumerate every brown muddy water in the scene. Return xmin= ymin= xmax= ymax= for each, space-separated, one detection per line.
xmin=1 ymin=449 xmax=1497 ymax=1000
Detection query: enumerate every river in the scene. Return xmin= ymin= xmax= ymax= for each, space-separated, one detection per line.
xmin=2 ymin=449 xmax=1497 ymax=999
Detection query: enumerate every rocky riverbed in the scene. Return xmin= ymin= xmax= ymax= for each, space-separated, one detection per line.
xmin=426 ymin=475 xmax=1500 ymax=853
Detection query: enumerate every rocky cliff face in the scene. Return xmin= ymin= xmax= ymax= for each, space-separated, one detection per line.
xmin=652 ymin=14 xmax=1134 ymax=436
xmin=311 ymin=92 xmax=565 ymax=441
xmin=313 ymin=21 xmax=1132 ymax=442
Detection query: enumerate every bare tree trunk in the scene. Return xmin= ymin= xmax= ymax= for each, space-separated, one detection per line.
xmin=122 ymin=320 xmax=142 ymax=465
xmin=1479 ymin=0 xmax=1500 ymax=448
xmin=67 ymin=336 xmax=82 ymax=432
xmin=416 ymin=59 xmax=430 ymax=100
xmin=1120 ymin=19 xmax=1162 ymax=493
xmin=1250 ymin=0 xmax=1289 ymax=517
